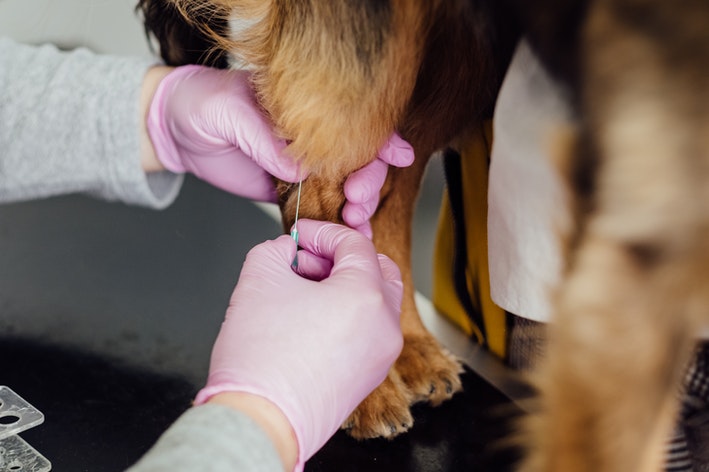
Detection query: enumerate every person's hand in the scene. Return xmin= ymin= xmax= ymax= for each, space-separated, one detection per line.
xmin=147 ymin=65 xmax=305 ymax=202
xmin=195 ymin=219 xmax=404 ymax=471
xmin=342 ymin=133 xmax=414 ymax=238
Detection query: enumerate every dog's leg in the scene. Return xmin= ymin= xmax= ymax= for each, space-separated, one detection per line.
xmin=375 ymin=158 xmax=465 ymax=407
xmin=522 ymin=1 xmax=709 ymax=470
xmin=344 ymin=151 xmax=465 ymax=439
xmin=275 ymin=148 xmax=463 ymax=439
xmin=274 ymin=167 xmax=421 ymax=439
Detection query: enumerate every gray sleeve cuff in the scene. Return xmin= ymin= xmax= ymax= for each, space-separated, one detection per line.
xmin=127 ymin=404 xmax=284 ymax=472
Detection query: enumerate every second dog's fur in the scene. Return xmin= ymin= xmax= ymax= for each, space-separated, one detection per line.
xmin=138 ymin=0 xmax=709 ymax=469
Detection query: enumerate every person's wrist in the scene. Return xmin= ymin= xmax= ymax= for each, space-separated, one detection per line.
xmin=140 ymin=65 xmax=174 ymax=173
xmin=207 ymin=392 xmax=299 ymax=472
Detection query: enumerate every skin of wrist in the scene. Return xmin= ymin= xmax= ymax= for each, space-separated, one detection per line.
xmin=206 ymin=392 xmax=299 ymax=472
xmin=139 ymin=65 xmax=174 ymax=173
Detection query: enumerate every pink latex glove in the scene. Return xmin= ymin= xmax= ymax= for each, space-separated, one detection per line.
xmin=147 ymin=65 xmax=305 ymax=202
xmin=342 ymin=133 xmax=415 ymax=238
xmin=195 ymin=219 xmax=404 ymax=471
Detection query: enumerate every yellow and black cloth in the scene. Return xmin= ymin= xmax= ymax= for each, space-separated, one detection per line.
xmin=432 ymin=122 xmax=543 ymax=368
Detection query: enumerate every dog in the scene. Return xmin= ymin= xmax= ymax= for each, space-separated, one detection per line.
xmin=137 ymin=0 xmax=518 ymax=441
xmin=137 ymin=0 xmax=709 ymax=469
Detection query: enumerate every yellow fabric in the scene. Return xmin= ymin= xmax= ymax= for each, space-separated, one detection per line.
xmin=432 ymin=122 xmax=508 ymax=359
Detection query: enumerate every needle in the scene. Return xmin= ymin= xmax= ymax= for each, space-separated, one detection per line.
xmin=290 ymin=179 xmax=302 ymax=267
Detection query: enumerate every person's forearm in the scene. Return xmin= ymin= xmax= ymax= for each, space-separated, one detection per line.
xmin=140 ymin=65 xmax=174 ymax=173
xmin=0 ymin=38 xmax=182 ymax=208
xmin=128 ymin=403 xmax=286 ymax=472
xmin=207 ymin=392 xmax=299 ymax=472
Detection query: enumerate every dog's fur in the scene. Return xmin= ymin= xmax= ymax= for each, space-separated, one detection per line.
xmin=516 ymin=1 xmax=709 ymax=470
xmin=138 ymin=0 xmax=709 ymax=469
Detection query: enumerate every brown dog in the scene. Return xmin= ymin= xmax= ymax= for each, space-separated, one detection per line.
xmin=137 ymin=0 xmax=518 ymax=441
xmin=137 ymin=0 xmax=709 ymax=469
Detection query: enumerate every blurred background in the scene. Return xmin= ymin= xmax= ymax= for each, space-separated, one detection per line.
xmin=0 ymin=0 xmax=153 ymax=57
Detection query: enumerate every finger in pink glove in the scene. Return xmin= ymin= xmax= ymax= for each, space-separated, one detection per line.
xmin=194 ymin=219 xmax=404 ymax=471
xmin=342 ymin=133 xmax=415 ymax=237
xmin=148 ymin=65 xmax=307 ymax=202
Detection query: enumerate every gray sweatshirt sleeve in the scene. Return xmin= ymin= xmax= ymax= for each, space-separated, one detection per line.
xmin=127 ymin=404 xmax=285 ymax=472
xmin=0 ymin=37 xmax=182 ymax=208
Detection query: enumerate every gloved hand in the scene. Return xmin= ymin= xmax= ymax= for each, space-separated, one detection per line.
xmin=147 ymin=65 xmax=304 ymax=202
xmin=195 ymin=219 xmax=404 ymax=471
xmin=342 ymin=133 xmax=415 ymax=238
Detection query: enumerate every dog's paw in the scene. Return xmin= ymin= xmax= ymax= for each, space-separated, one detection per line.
xmin=342 ymin=369 xmax=415 ymax=440
xmin=395 ymin=333 xmax=464 ymax=406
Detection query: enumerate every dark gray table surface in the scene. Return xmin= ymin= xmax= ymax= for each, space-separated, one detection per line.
xmin=0 ymin=167 xmax=521 ymax=471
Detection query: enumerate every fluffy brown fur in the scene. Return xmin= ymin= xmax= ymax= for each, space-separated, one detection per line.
xmin=515 ymin=1 xmax=709 ymax=470
xmin=137 ymin=0 xmax=709 ymax=469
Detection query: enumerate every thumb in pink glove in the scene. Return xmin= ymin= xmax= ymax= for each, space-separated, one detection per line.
xmin=147 ymin=65 xmax=306 ymax=202
xmin=342 ymin=133 xmax=415 ymax=238
xmin=194 ymin=219 xmax=404 ymax=471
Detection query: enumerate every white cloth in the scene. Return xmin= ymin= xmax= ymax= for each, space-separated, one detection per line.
xmin=487 ymin=40 xmax=574 ymax=323
xmin=488 ymin=41 xmax=709 ymax=340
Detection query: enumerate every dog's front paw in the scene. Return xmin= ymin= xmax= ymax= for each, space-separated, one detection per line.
xmin=342 ymin=368 xmax=415 ymax=439
xmin=396 ymin=333 xmax=464 ymax=406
